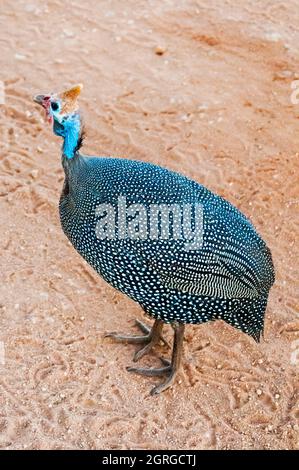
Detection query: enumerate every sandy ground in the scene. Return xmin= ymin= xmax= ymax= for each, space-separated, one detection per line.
xmin=0 ymin=0 xmax=298 ymax=450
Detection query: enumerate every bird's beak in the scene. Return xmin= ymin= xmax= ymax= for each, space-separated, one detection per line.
xmin=33 ymin=94 xmax=45 ymax=105
xmin=33 ymin=95 xmax=51 ymax=109
xmin=33 ymin=94 xmax=53 ymax=122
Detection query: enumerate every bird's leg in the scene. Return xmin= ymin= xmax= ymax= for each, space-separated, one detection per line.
xmin=132 ymin=320 xmax=164 ymax=362
xmin=127 ymin=323 xmax=185 ymax=395
xmin=105 ymin=319 xmax=168 ymax=361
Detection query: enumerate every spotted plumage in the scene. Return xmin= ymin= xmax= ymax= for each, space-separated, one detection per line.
xmin=34 ymin=84 xmax=275 ymax=394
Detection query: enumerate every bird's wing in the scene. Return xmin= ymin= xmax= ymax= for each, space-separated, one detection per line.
xmin=137 ymin=209 xmax=271 ymax=300
xmin=145 ymin=248 xmax=260 ymax=299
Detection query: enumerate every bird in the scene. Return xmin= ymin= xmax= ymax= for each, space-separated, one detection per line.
xmin=33 ymin=84 xmax=275 ymax=395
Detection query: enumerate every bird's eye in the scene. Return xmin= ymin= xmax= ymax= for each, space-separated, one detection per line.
xmin=51 ymin=102 xmax=59 ymax=111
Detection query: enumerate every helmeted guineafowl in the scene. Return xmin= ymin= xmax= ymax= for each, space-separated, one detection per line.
xmin=33 ymin=84 xmax=275 ymax=395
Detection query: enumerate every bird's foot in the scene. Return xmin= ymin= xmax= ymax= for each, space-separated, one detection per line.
xmin=127 ymin=357 xmax=177 ymax=395
xmin=127 ymin=324 xmax=185 ymax=396
xmin=105 ymin=319 xmax=169 ymax=362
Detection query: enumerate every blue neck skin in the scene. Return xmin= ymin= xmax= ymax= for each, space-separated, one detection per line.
xmin=53 ymin=112 xmax=81 ymax=160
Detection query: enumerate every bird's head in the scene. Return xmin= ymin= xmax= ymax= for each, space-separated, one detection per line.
xmin=33 ymin=83 xmax=83 ymax=125
xmin=33 ymin=84 xmax=83 ymax=158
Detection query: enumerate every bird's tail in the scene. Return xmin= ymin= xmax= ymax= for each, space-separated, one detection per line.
xmin=226 ymin=295 xmax=269 ymax=342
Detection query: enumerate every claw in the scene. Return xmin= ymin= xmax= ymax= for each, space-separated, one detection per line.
xmin=150 ymin=371 xmax=177 ymax=395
